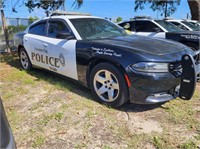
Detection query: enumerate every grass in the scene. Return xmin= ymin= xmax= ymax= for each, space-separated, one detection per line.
xmin=1 ymin=54 xmax=200 ymax=148
xmin=32 ymin=136 xmax=45 ymax=148
xmin=179 ymin=140 xmax=198 ymax=149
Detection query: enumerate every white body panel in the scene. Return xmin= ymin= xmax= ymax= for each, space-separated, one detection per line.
xmin=24 ymin=34 xmax=78 ymax=80
xmin=132 ymin=31 xmax=166 ymax=38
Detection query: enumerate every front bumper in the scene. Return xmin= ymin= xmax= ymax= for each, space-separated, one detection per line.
xmin=127 ymin=51 xmax=200 ymax=104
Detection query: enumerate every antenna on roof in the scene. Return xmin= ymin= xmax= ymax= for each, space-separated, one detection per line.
xmin=50 ymin=10 xmax=91 ymax=16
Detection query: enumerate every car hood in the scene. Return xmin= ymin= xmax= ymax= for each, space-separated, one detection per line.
xmin=93 ymin=35 xmax=187 ymax=56
xmin=170 ymin=30 xmax=200 ymax=35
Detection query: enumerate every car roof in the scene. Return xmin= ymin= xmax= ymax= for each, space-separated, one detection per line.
xmin=42 ymin=15 xmax=101 ymax=20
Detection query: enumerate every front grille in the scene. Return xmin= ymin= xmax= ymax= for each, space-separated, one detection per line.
xmin=169 ymin=62 xmax=182 ymax=77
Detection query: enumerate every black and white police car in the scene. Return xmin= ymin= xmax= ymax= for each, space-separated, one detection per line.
xmin=14 ymin=12 xmax=200 ymax=108
xmin=118 ymin=17 xmax=200 ymax=50
xmin=166 ymin=19 xmax=200 ymax=31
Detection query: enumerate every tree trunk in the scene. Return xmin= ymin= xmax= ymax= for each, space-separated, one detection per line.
xmin=187 ymin=0 xmax=200 ymax=20
xmin=0 ymin=9 xmax=11 ymax=53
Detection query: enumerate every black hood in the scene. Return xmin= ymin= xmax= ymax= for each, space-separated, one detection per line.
xmin=170 ymin=30 xmax=200 ymax=35
xmin=93 ymin=35 xmax=187 ymax=56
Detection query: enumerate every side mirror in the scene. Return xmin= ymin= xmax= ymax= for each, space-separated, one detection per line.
xmin=153 ymin=27 xmax=162 ymax=32
xmin=123 ymin=23 xmax=131 ymax=30
xmin=56 ymin=32 xmax=74 ymax=40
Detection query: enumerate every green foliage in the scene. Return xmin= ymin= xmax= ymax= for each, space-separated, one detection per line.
xmin=116 ymin=17 xmax=122 ymax=23
xmin=179 ymin=140 xmax=198 ymax=149
xmin=7 ymin=25 xmax=27 ymax=34
xmin=25 ymin=0 xmax=65 ymax=12
xmin=2 ymin=0 xmax=83 ymax=12
xmin=32 ymin=136 xmax=45 ymax=148
xmin=28 ymin=16 xmax=39 ymax=25
xmin=153 ymin=136 xmax=165 ymax=148
xmin=134 ymin=0 xmax=181 ymax=17
xmin=7 ymin=25 xmax=27 ymax=41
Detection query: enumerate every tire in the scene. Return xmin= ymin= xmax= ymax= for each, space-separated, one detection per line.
xmin=90 ymin=62 xmax=129 ymax=108
xmin=19 ymin=47 xmax=32 ymax=70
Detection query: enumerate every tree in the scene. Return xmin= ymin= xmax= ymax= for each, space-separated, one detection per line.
xmin=134 ymin=0 xmax=200 ymax=20
xmin=1 ymin=0 xmax=83 ymax=13
xmin=134 ymin=0 xmax=180 ymax=18
xmin=187 ymin=0 xmax=200 ymax=20
xmin=28 ymin=16 xmax=39 ymax=25
xmin=116 ymin=17 xmax=122 ymax=23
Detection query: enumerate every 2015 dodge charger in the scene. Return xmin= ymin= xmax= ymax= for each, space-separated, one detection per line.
xmin=14 ymin=12 xmax=200 ymax=108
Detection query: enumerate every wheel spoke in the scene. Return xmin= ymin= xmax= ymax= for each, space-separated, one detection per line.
xmin=105 ymin=71 xmax=112 ymax=81
xmin=95 ymin=74 xmax=106 ymax=84
xmin=21 ymin=54 xmax=25 ymax=59
xmin=112 ymin=82 xmax=119 ymax=90
xmin=108 ymin=89 xmax=114 ymax=101
xmin=97 ymin=86 xmax=107 ymax=95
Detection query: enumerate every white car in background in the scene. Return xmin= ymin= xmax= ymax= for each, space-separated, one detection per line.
xmin=166 ymin=19 xmax=200 ymax=31
xmin=185 ymin=20 xmax=200 ymax=27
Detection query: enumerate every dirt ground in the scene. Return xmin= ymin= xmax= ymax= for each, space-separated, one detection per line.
xmin=0 ymin=55 xmax=200 ymax=149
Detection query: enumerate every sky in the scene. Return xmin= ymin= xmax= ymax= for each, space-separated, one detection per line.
xmin=2 ymin=0 xmax=191 ymax=20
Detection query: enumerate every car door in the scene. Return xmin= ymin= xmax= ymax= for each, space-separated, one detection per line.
xmin=44 ymin=19 xmax=78 ymax=80
xmin=134 ymin=21 xmax=165 ymax=38
xmin=24 ymin=20 xmax=50 ymax=70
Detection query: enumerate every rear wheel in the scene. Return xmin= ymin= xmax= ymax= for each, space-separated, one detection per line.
xmin=19 ymin=48 xmax=32 ymax=70
xmin=90 ymin=63 xmax=129 ymax=108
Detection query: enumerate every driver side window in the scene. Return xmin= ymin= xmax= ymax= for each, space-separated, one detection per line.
xmin=47 ymin=21 xmax=71 ymax=38
xmin=136 ymin=21 xmax=162 ymax=32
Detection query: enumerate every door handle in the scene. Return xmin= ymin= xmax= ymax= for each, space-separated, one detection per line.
xmin=43 ymin=43 xmax=48 ymax=47
xmin=25 ymin=38 xmax=28 ymax=42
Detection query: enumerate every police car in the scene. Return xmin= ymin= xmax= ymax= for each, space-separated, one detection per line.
xmin=166 ymin=19 xmax=200 ymax=31
xmin=14 ymin=12 xmax=200 ymax=108
xmin=118 ymin=17 xmax=200 ymax=50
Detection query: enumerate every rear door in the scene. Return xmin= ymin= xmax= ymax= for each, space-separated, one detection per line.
xmin=24 ymin=20 xmax=49 ymax=70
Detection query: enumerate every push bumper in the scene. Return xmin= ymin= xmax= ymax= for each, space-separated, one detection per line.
xmin=179 ymin=53 xmax=200 ymax=100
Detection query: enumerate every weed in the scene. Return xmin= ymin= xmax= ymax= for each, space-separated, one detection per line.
xmin=32 ymin=136 xmax=45 ymax=148
xmin=54 ymin=112 xmax=63 ymax=122
xmin=179 ymin=140 xmax=198 ymax=149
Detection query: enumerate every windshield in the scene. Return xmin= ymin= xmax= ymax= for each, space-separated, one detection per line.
xmin=70 ymin=18 xmax=128 ymax=40
xmin=189 ymin=22 xmax=200 ymax=27
xmin=155 ymin=20 xmax=183 ymax=32
xmin=181 ymin=21 xmax=200 ymax=31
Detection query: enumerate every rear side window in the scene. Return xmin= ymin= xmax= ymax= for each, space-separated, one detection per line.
xmin=29 ymin=22 xmax=46 ymax=36
xmin=47 ymin=21 xmax=71 ymax=38
xmin=136 ymin=21 xmax=159 ymax=32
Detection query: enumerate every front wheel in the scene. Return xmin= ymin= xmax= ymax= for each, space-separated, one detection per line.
xmin=90 ymin=63 xmax=129 ymax=108
xmin=19 ymin=48 xmax=32 ymax=70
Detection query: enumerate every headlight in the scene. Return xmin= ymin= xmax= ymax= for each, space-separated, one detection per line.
xmin=131 ymin=62 xmax=169 ymax=73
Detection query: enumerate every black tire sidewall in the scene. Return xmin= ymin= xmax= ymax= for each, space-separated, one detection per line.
xmin=19 ymin=48 xmax=32 ymax=70
xmin=90 ymin=62 xmax=129 ymax=108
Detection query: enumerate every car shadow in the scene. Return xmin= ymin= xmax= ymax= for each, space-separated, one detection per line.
xmin=4 ymin=56 xmax=164 ymax=112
